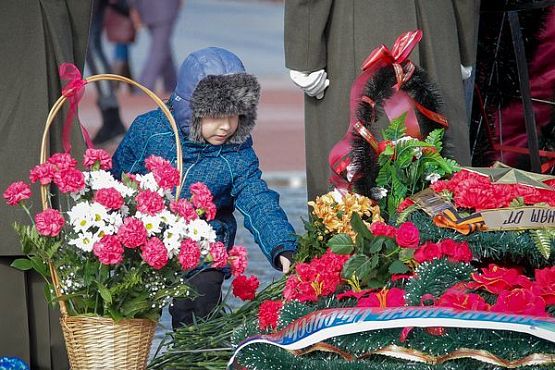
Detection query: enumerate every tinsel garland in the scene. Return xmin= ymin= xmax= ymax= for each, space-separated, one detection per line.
xmin=409 ymin=211 xmax=555 ymax=270
xmin=233 ymin=302 xmax=555 ymax=370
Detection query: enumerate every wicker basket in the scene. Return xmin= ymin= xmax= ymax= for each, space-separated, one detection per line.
xmin=40 ymin=74 xmax=183 ymax=370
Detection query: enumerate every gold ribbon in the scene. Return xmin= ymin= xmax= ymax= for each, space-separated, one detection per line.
xmin=292 ymin=343 xmax=555 ymax=368
xmin=433 ymin=208 xmax=486 ymax=235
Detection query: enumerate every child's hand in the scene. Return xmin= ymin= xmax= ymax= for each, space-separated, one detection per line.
xmin=279 ymin=255 xmax=292 ymax=274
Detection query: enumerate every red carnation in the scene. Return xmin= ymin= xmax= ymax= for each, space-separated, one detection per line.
xmin=232 ymin=275 xmax=259 ymax=301
xmin=3 ymin=181 xmax=32 ymax=206
xmin=395 ymin=222 xmax=419 ymax=248
xmin=53 ymin=167 xmax=85 ymax=193
xmin=258 ymin=299 xmax=283 ymax=331
xmin=48 ymin=152 xmax=77 ymax=170
xmin=141 ymin=237 xmax=169 ymax=270
xmin=178 ymin=239 xmax=201 ymax=270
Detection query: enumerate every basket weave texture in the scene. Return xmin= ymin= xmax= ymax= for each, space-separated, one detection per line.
xmin=61 ymin=316 xmax=157 ymax=370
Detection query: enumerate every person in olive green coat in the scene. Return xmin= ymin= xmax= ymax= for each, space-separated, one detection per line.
xmin=0 ymin=1 xmax=92 ymax=368
xmin=285 ymin=0 xmax=481 ymax=201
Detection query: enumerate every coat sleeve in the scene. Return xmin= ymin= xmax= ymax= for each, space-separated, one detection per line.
xmin=232 ymin=149 xmax=297 ymax=269
xmin=452 ymin=0 xmax=481 ymax=66
xmin=111 ymin=116 xmax=148 ymax=179
xmin=284 ymin=0 xmax=334 ymax=72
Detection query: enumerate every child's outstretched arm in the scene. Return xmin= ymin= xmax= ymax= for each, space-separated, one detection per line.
xmin=231 ymin=148 xmax=297 ymax=271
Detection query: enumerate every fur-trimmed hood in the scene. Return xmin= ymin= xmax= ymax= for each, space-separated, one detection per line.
xmin=171 ymin=47 xmax=260 ymax=144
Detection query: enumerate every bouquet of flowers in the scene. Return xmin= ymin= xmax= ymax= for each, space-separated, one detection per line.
xmin=4 ymin=148 xmax=250 ymax=321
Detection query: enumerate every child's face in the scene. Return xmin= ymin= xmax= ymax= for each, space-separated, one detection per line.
xmin=200 ymin=115 xmax=240 ymax=145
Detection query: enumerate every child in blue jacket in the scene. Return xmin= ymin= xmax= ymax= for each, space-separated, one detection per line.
xmin=112 ymin=47 xmax=297 ymax=329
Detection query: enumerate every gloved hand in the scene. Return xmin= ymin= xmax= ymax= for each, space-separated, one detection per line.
xmin=289 ymin=69 xmax=330 ymax=99
xmin=461 ymin=65 xmax=473 ymax=80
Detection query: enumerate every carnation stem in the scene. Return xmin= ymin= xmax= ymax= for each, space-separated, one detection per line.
xmin=21 ymin=204 xmax=35 ymax=225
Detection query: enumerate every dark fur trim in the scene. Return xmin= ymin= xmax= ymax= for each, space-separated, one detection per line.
xmin=189 ymin=73 xmax=260 ymax=144
xmin=351 ymin=63 xmax=445 ymax=197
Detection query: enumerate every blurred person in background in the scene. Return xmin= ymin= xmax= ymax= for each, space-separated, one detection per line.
xmin=129 ymin=0 xmax=181 ymax=95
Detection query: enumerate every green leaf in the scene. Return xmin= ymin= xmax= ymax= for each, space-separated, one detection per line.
xmin=328 ymin=234 xmax=354 ymax=255
xmin=365 ymin=237 xmax=386 ymax=254
xmin=350 ymin=213 xmax=373 ymax=240
xmin=399 ymin=248 xmax=415 ymax=262
xmin=388 ymin=260 xmax=409 ymax=274
xmin=530 ymin=229 xmax=551 ymax=260
xmin=383 ymin=113 xmax=407 ymax=140
xmin=342 ymin=254 xmax=375 ymax=282
xmin=96 ymin=281 xmax=112 ymax=304
xmin=425 ymin=128 xmax=444 ymax=152
xmin=29 ymin=256 xmax=49 ymax=280
xmin=11 ymin=258 xmax=33 ymax=271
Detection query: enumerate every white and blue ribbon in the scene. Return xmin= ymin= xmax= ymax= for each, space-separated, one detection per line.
xmin=227 ymin=306 xmax=555 ymax=368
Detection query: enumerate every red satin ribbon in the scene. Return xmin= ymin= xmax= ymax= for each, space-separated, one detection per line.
xmin=361 ymin=30 xmax=423 ymax=72
xmin=59 ymin=63 xmax=93 ymax=152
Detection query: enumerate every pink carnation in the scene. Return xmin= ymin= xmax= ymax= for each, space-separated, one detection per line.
xmin=53 ymin=167 xmax=85 ymax=193
xmin=48 ymin=153 xmax=77 ymax=170
xmin=170 ymin=199 xmax=198 ymax=221
xmin=228 ymin=245 xmax=248 ymax=276
xmin=94 ymin=188 xmax=124 ymax=210
xmin=189 ymin=182 xmax=215 ymax=218
xmin=178 ymin=239 xmax=201 ymax=270
xmin=141 ymin=237 xmax=168 ymax=270
xmin=83 ymin=148 xmax=112 ymax=170
xmin=29 ymin=163 xmax=57 ymax=185
xmin=34 ymin=208 xmax=65 ymax=237
xmin=232 ymin=274 xmax=259 ymax=301
xmin=117 ymin=217 xmax=147 ymax=248
xmin=145 ymin=156 xmax=180 ymax=190
xmin=210 ymin=241 xmax=228 ymax=268
xmin=135 ymin=190 xmax=165 ymax=215
xmin=3 ymin=181 xmax=32 ymax=206
xmin=93 ymin=235 xmax=124 ymax=265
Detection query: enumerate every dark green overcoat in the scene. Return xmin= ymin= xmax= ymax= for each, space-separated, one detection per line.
xmin=0 ymin=1 xmax=91 ymax=368
xmin=285 ymin=0 xmax=480 ymax=200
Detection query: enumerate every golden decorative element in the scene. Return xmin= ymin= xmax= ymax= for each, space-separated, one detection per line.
xmin=291 ymin=343 xmax=555 ymax=368
xmin=308 ymin=191 xmax=382 ymax=240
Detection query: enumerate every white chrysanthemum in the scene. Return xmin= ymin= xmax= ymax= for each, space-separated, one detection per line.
xmin=68 ymin=231 xmax=97 ymax=252
xmin=159 ymin=210 xmax=178 ymax=227
xmin=113 ymin=182 xmax=136 ymax=198
xmin=68 ymin=201 xmax=95 ymax=233
xmin=90 ymin=202 xmax=110 ymax=228
xmin=106 ymin=212 xmax=123 ymax=228
xmin=137 ymin=213 xmax=163 ymax=236
xmin=425 ymin=172 xmax=441 ymax=184
xmin=187 ymin=219 xmax=216 ymax=242
xmin=70 ymin=186 xmax=88 ymax=201
xmin=163 ymin=228 xmax=181 ymax=257
xmin=136 ymin=173 xmax=159 ymax=192
xmin=88 ymin=170 xmax=117 ymax=190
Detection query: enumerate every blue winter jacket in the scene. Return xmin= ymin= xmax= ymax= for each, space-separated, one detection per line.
xmin=111 ymin=48 xmax=297 ymax=269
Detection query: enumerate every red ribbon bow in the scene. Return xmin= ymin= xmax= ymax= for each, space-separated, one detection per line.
xmin=361 ymin=30 xmax=423 ymax=72
xmin=59 ymin=63 xmax=93 ymax=152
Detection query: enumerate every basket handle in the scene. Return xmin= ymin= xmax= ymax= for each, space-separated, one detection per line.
xmin=39 ymin=74 xmax=184 ymax=315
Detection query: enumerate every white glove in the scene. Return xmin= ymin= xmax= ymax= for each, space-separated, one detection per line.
xmin=289 ymin=69 xmax=330 ymax=99
xmin=461 ymin=65 xmax=473 ymax=80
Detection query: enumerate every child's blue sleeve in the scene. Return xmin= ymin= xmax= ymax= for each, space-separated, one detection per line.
xmin=232 ymin=148 xmax=297 ymax=269
xmin=112 ymin=117 xmax=148 ymax=179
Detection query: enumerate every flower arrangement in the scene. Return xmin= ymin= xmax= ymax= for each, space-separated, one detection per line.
xmin=373 ymin=114 xmax=459 ymax=217
xmin=4 ymin=149 xmax=256 ymax=320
